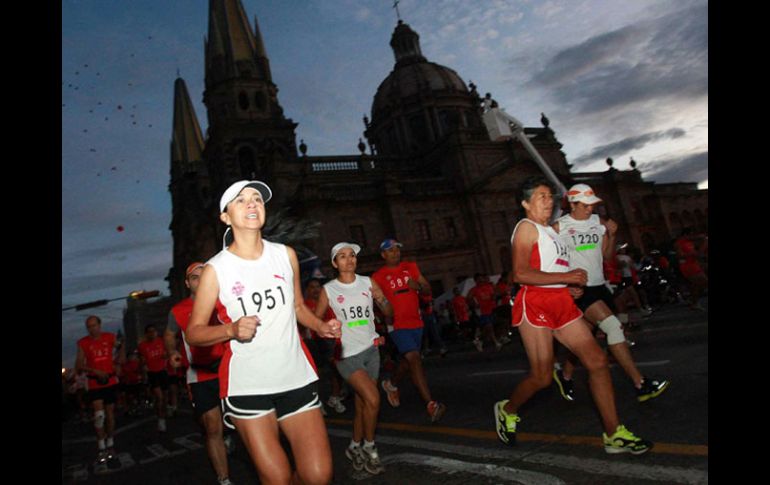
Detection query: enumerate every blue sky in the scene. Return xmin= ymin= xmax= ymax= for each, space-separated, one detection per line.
xmin=61 ymin=0 xmax=708 ymax=366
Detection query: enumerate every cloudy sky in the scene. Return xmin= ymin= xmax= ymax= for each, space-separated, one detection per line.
xmin=61 ymin=0 xmax=708 ymax=365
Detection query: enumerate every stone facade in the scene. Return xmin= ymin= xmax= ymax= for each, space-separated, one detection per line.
xmin=165 ymin=1 xmax=708 ymax=300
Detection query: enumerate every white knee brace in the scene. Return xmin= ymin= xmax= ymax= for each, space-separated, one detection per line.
xmin=94 ymin=410 xmax=106 ymax=429
xmin=598 ymin=315 xmax=626 ymax=346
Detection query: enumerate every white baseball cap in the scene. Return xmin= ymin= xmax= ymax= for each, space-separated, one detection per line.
xmin=219 ymin=180 xmax=272 ymax=212
xmin=567 ymin=183 xmax=602 ymax=204
xmin=330 ymin=242 xmax=361 ymax=261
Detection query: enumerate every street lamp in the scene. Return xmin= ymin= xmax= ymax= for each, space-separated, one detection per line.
xmin=61 ymin=290 xmax=161 ymax=311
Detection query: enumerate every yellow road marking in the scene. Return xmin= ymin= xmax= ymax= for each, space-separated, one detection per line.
xmin=325 ymin=418 xmax=708 ymax=456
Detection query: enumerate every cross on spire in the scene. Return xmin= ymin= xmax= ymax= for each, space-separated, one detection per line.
xmin=393 ymin=0 xmax=401 ymax=21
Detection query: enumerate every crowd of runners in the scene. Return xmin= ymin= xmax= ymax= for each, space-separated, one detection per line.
xmin=65 ymin=178 xmax=707 ymax=483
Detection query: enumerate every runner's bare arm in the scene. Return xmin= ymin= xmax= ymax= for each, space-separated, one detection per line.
xmin=512 ymin=220 xmax=586 ymax=286
xmin=314 ymin=287 xmax=330 ymax=319
xmin=288 ymin=246 xmax=341 ymax=339
xmin=186 ymin=265 xmax=258 ymax=344
xmin=371 ymin=279 xmax=393 ymax=316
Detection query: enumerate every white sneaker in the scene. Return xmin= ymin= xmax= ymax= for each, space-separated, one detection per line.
xmin=473 ymin=339 xmax=483 ymax=352
xmin=327 ymin=396 xmax=346 ymax=414
xmin=361 ymin=445 xmax=385 ymax=474
xmin=157 ymin=419 xmax=166 ymax=432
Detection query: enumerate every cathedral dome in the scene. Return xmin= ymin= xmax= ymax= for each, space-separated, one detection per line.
xmin=367 ymin=20 xmax=482 ymax=156
xmin=371 ymin=61 xmax=469 ymax=122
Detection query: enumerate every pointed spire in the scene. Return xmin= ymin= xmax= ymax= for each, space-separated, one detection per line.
xmin=206 ymin=0 xmax=271 ymax=84
xmin=171 ymin=78 xmax=205 ymax=169
xmin=253 ymin=15 xmax=268 ymax=59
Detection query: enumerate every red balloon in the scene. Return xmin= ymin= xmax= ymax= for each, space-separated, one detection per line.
xmin=117 ymin=225 xmax=124 ymax=232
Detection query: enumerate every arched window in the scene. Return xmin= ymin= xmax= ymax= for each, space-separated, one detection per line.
xmin=409 ymin=114 xmax=430 ymax=146
xmin=238 ymin=91 xmax=249 ymax=110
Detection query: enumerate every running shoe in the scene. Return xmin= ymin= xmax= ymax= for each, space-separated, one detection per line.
xmin=381 ymin=379 xmax=400 ymax=407
xmin=603 ymin=425 xmax=652 ymax=455
xmin=552 ymin=369 xmax=575 ymax=402
xmin=473 ymin=338 xmax=483 ymax=352
xmin=360 ymin=445 xmax=385 ymax=475
xmin=494 ymin=341 xmax=503 ymax=352
xmin=327 ymin=395 xmax=347 ymax=414
xmin=95 ymin=450 xmax=110 ymax=464
xmin=637 ymin=376 xmax=670 ymax=403
xmin=345 ymin=446 xmax=365 ymax=471
xmin=158 ymin=418 xmax=167 ymax=433
xmin=493 ymin=399 xmax=520 ymax=445
xmin=217 ymin=477 xmax=234 ymax=485
xmin=427 ymin=400 xmax=446 ymax=423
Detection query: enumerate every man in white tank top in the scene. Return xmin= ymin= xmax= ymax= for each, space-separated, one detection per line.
xmin=553 ymin=184 xmax=669 ymax=403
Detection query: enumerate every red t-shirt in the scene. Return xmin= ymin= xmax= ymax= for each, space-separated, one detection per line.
xmin=122 ymin=358 xmax=142 ymax=385
xmin=451 ymin=295 xmax=470 ymax=323
xmin=604 ymin=259 xmax=621 ymax=284
xmin=138 ymin=338 xmax=167 ymax=373
xmin=170 ymin=297 xmax=226 ymax=383
xmin=495 ymin=280 xmax=512 ymax=306
xmin=468 ymin=282 xmax=496 ymax=315
xmin=372 ymin=261 xmax=424 ymax=330
xmin=78 ymin=332 xmax=119 ymax=389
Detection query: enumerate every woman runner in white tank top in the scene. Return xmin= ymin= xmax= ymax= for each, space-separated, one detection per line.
xmin=494 ymin=176 xmax=651 ymax=455
xmin=185 ymin=180 xmax=342 ymax=485
xmin=314 ymin=242 xmax=393 ymax=475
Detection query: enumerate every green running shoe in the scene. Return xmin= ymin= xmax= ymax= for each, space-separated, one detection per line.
xmin=603 ymin=424 xmax=652 ymax=455
xmin=494 ymin=400 xmax=521 ymax=445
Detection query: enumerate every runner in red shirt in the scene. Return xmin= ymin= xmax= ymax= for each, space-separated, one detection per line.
xmin=121 ymin=351 xmax=143 ymax=416
xmin=138 ymin=324 xmax=169 ymax=432
xmin=675 ymin=228 xmax=708 ymax=311
xmin=75 ymin=315 xmax=125 ymax=466
xmin=450 ymin=287 xmax=473 ymax=340
xmin=467 ymin=273 xmax=502 ymax=352
xmin=165 ymin=262 xmax=233 ymax=485
xmin=371 ymin=238 xmax=446 ymax=423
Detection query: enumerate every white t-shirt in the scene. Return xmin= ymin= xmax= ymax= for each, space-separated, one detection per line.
xmin=323 ymin=275 xmax=378 ymax=359
xmin=556 ymin=213 xmax=607 ymax=286
xmin=207 ymin=240 xmax=317 ymax=396
xmin=511 ymin=218 xmax=570 ymax=288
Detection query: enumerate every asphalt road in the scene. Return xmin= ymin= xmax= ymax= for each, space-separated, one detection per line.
xmin=62 ymin=298 xmax=708 ymax=484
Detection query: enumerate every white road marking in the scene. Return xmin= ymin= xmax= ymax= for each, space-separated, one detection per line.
xmin=327 ymin=429 xmax=707 ymax=484
xmin=384 ymin=453 xmax=566 ymax=485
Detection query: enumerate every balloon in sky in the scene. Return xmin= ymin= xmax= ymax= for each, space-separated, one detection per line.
xmin=116 ymin=225 xmax=124 ymax=232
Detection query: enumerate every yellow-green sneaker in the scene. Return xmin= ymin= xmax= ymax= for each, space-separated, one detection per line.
xmin=603 ymin=425 xmax=652 ymax=455
xmin=494 ymin=400 xmax=521 ymax=445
